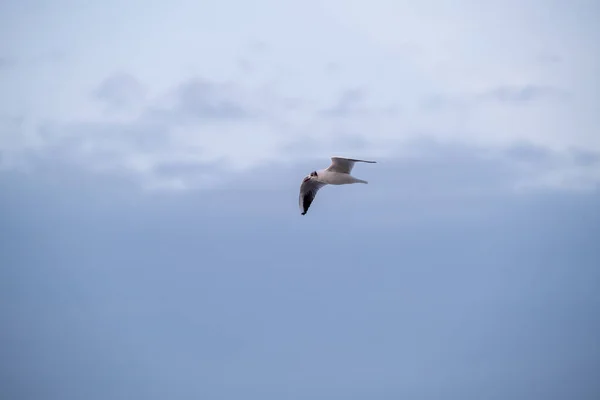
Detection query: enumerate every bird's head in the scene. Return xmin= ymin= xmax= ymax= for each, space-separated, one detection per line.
xmin=303 ymin=171 xmax=318 ymax=183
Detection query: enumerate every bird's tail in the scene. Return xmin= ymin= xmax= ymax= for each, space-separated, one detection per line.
xmin=353 ymin=178 xmax=368 ymax=184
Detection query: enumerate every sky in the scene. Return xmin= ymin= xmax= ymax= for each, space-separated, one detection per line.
xmin=1 ymin=0 xmax=599 ymax=399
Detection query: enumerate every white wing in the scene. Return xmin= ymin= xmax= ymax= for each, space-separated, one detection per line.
xmin=299 ymin=179 xmax=327 ymax=215
xmin=325 ymin=156 xmax=376 ymax=174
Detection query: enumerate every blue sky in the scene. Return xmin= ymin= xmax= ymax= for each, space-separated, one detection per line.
xmin=1 ymin=1 xmax=599 ymax=399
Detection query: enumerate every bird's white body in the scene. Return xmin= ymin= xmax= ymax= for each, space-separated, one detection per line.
xmin=313 ymin=169 xmax=368 ymax=185
xmin=298 ymin=156 xmax=376 ymax=215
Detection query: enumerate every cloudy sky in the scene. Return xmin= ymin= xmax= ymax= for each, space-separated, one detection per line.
xmin=1 ymin=1 xmax=599 ymax=399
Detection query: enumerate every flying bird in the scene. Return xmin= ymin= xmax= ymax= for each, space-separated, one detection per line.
xmin=299 ymin=156 xmax=377 ymax=215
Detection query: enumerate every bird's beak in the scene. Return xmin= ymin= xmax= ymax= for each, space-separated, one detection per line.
xmin=303 ymin=177 xmax=310 ymax=183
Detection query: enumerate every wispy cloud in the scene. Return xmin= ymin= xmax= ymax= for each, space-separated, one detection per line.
xmin=537 ymin=53 xmax=563 ymax=65
xmin=320 ymin=88 xmax=369 ymax=117
xmin=480 ymin=84 xmax=566 ymax=103
xmin=169 ymin=78 xmax=251 ymax=120
xmin=7 ymin=74 xmax=296 ymax=190
xmin=504 ymin=142 xmax=553 ymax=163
xmin=319 ymin=87 xmax=398 ymax=118
xmin=93 ymin=72 xmax=147 ymax=112
xmin=422 ymin=84 xmax=566 ymax=112
xmin=571 ymin=149 xmax=600 ymax=167
xmin=500 ymin=143 xmax=600 ymax=191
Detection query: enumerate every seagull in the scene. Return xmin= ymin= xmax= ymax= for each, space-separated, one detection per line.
xmin=299 ymin=156 xmax=377 ymax=215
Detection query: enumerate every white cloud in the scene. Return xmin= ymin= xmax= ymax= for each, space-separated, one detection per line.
xmin=0 ymin=0 xmax=598 ymax=191
xmin=93 ymin=73 xmax=147 ymax=114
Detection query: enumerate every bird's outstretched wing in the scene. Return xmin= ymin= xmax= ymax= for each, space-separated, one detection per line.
xmin=299 ymin=179 xmax=327 ymax=215
xmin=326 ymin=156 xmax=376 ymax=174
